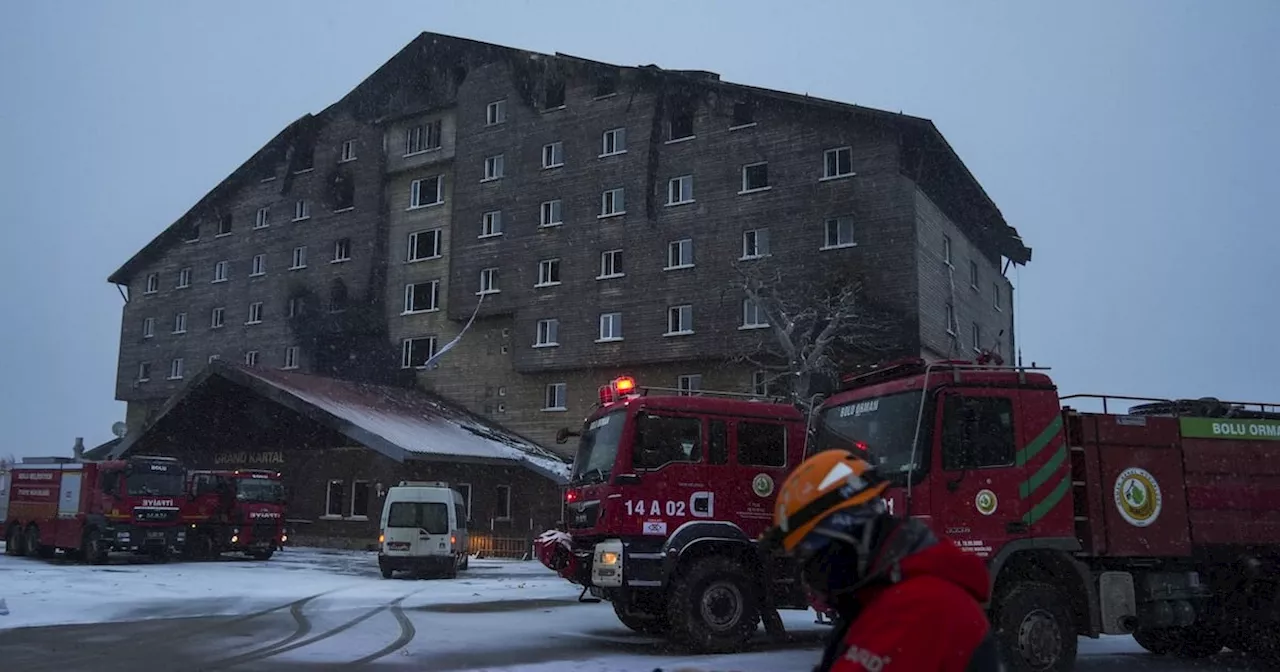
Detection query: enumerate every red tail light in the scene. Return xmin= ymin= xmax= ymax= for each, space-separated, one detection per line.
xmin=566 ymin=490 xmax=577 ymax=503
xmin=853 ymin=440 xmax=869 ymax=452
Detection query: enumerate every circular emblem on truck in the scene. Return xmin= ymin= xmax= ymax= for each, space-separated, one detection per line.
xmin=1114 ymin=467 xmax=1162 ymax=527
xmin=752 ymin=473 xmax=775 ymax=498
xmin=974 ymin=489 xmax=998 ymax=516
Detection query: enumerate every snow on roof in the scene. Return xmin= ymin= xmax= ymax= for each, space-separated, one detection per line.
xmin=232 ymin=365 xmax=570 ymax=483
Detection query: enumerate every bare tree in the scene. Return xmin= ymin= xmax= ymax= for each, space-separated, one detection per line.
xmin=733 ymin=262 xmax=901 ymax=416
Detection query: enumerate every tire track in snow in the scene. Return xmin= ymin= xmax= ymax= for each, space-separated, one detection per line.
xmin=198 ymin=592 xmax=327 ymax=669
xmin=5 ymin=588 xmax=350 ymax=672
xmin=209 ymin=589 xmax=426 ymax=669
xmin=344 ymin=597 xmax=416 ymax=666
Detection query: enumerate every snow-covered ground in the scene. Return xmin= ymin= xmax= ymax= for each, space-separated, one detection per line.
xmin=0 ymin=542 xmax=1266 ymax=670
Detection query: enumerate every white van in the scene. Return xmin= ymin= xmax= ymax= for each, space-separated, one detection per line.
xmin=377 ymin=481 xmax=470 ymax=579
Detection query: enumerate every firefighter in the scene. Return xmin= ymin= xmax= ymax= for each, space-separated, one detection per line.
xmin=762 ymin=449 xmax=1004 ymax=672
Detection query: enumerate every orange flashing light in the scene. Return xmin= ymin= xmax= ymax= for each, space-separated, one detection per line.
xmin=614 ymin=376 xmax=636 ymax=394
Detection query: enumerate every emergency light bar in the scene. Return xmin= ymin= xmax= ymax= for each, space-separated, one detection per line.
xmin=598 ymin=376 xmax=640 ymax=404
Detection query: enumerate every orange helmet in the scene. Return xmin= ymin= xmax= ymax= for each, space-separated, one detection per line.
xmin=766 ymin=449 xmax=889 ymax=553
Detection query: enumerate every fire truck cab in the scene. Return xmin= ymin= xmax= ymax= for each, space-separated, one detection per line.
xmin=535 ymin=376 xmax=810 ymax=652
xmin=4 ymin=455 xmax=188 ymax=563
xmin=813 ymin=355 xmax=1280 ymax=670
xmin=184 ymin=469 xmax=286 ymax=560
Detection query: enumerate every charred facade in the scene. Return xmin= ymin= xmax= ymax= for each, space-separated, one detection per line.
xmin=109 ymin=33 xmax=1031 ymax=453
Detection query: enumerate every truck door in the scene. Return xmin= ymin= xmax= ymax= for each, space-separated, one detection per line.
xmin=627 ymin=411 xmax=706 ymax=538
xmin=728 ymin=418 xmax=792 ymax=540
xmin=931 ymin=390 xmax=1023 ymax=560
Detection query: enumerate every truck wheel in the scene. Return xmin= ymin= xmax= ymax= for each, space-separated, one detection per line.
xmin=612 ymin=599 xmax=669 ymax=635
xmin=992 ymin=581 xmax=1077 ymax=672
xmin=666 ymin=556 xmax=761 ymax=653
xmin=82 ymin=529 xmax=108 ymax=565
xmin=1132 ymin=627 xmax=1176 ymax=655
xmin=460 ymin=555 xmax=470 ymax=571
xmin=193 ymin=534 xmax=215 ymax=561
xmin=5 ymin=525 xmax=24 ymax=556
xmin=24 ymin=525 xmax=43 ymax=559
xmin=1172 ymin=628 xmax=1222 ymax=659
xmin=380 ymin=566 xmax=394 ymax=579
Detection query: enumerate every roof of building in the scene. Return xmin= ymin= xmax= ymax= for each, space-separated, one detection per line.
xmin=107 ymin=32 xmax=1029 ymax=287
xmin=110 ymin=361 xmax=571 ymax=483
xmin=83 ymin=437 xmax=121 ymax=461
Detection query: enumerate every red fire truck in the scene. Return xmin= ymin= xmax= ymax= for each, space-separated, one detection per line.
xmin=3 ymin=455 xmax=188 ymax=563
xmin=183 ymin=469 xmax=286 ymax=560
xmin=811 ymin=356 xmax=1280 ymax=670
xmin=535 ymin=376 xmax=812 ymax=653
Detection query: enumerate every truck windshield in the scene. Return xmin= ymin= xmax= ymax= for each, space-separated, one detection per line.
xmin=236 ymin=479 xmax=285 ymax=503
xmin=387 ymin=501 xmax=449 ymax=535
xmin=126 ymin=471 xmax=185 ymax=497
xmin=814 ymin=391 xmax=925 ymax=479
xmin=570 ymin=410 xmax=626 ymax=484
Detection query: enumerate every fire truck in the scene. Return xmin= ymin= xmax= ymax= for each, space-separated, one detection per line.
xmin=182 ymin=469 xmax=286 ymax=560
xmin=811 ymin=355 xmax=1280 ymax=670
xmin=534 ymin=376 xmax=812 ymax=653
xmin=3 ymin=455 xmax=188 ymax=563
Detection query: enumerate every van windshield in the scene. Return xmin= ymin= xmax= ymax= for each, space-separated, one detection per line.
xmin=387 ymin=501 xmax=449 ymax=535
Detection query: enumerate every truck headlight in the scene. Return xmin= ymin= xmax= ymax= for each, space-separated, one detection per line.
xmin=600 ymin=551 xmax=620 ymax=566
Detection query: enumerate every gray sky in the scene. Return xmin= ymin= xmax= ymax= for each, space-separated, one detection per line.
xmin=2 ymin=1 xmax=1276 ymax=458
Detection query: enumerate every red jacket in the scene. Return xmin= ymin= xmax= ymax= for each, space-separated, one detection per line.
xmin=827 ymin=538 xmax=996 ymax=671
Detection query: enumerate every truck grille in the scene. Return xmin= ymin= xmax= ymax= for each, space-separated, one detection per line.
xmin=134 ymin=508 xmax=178 ymax=523
xmin=252 ymin=523 xmax=277 ymax=544
xmin=568 ymin=500 xmax=600 ymax=529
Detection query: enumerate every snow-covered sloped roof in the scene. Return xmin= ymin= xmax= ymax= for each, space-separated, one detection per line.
xmin=115 ymin=362 xmax=571 ymax=483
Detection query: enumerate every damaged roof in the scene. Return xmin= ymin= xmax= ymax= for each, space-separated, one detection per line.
xmin=108 ymin=31 xmax=1029 ymax=286
xmin=111 ymin=361 xmax=571 ymax=483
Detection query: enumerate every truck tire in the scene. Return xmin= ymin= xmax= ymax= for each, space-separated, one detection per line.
xmin=5 ymin=525 xmax=24 ymax=556
xmin=23 ymin=527 xmax=48 ymax=558
xmin=1132 ymin=627 xmax=1177 ymax=655
xmin=613 ymin=599 xmax=669 ymax=636
xmin=666 ymin=556 xmax=761 ymax=653
xmin=192 ymin=533 xmax=215 ymax=561
xmin=82 ymin=529 xmax=109 ymax=565
xmin=1172 ymin=628 xmax=1222 ymax=659
xmin=992 ymin=581 xmax=1077 ymax=672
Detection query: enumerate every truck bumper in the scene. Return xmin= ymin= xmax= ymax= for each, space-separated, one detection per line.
xmin=108 ymin=525 xmax=186 ymax=553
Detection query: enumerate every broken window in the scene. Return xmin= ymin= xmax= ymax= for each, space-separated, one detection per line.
xmin=217 ymin=213 xmax=232 ymax=236
xmin=732 ymin=101 xmax=755 ymax=127
xmin=668 ymin=104 xmax=695 ymax=141
xmin=293 ymin=147 xmax=314 ymax=173
xmin=544 ymin=80 xmax=565 ymax=110
xmin=595 ymin=73 xmax=617 ymax=98
xmin=328 ymin=278 xmax=348 ymax=313
xmin=330 ymin=172 xmax=354 ymax=211
xmin=184 ymin=223 xmax=200 ymax=243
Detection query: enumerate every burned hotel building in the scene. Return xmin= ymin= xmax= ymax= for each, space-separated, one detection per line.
xmin=105 ymin=33 xmax=1030 ymax=548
